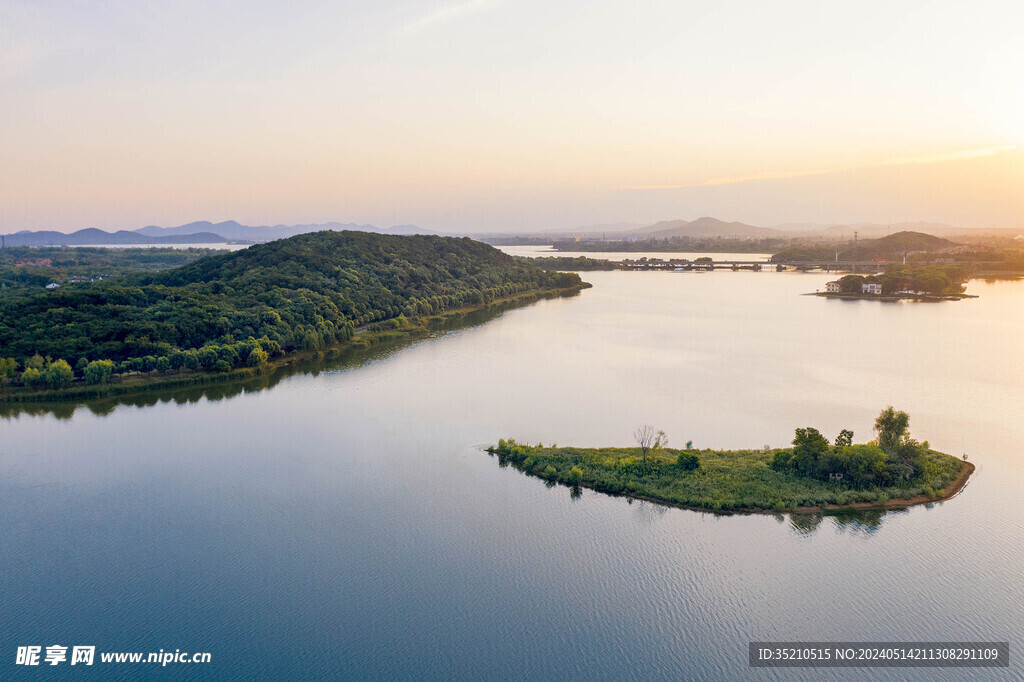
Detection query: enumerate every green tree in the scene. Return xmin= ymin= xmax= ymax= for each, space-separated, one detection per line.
xmin=21 ymin=367 xmax=42 ymax=388
xmin=834 ymin=429 xmax=853 ymax=447
xmin=792 ymin=427 xmax=830 ymax=476
xmin=874 ymin=406 xmax=909 ymax=454
xmin=839 ymin=275 xmax=864 ymax=293
xmin=0 ymin=357 xmax=17 ymax=386
xmin=831 ymin=444 xmax=887 ymax=484
xmin=25 ymin=354 xmax=45 ymax=370
xmin=246 ymin=346 xmax=269 ymax=367
xmin=84 ymin=360 xmax=115 ymax=385
xmin=44 ymin=359 xmax=74 ymax=389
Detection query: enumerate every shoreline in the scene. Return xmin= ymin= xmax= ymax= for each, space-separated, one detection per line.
xmin=621 ymin=460 xmax=976 ymax=516
xmin=812 ymin=292 xmax=976 ymax=301
xmin=490 ymin=444 xmax=975 ymax=517
xmin=0 ymin=283 xmax=588 ymax=405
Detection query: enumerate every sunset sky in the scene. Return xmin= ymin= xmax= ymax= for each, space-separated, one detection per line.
xmin=2 ymin=0 xmax=1023 ymax=232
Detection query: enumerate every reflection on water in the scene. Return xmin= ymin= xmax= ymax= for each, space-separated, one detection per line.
xmin=0 ymin=294 xmax=575 ymax=421
xmin=788 ymin=509 xmax=888 ymax=536
xmin=2 ymin=270 xmax=1022 ymax=680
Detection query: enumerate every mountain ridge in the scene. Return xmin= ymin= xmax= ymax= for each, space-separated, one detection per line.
xmin=1 ymin=221 xmax=438 ymax=247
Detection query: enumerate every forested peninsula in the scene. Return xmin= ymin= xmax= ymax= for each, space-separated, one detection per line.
xmin=0 ymin=231 xmax=587 ymax=400
xmin=489 ymin=409 xmax=973 ymax=514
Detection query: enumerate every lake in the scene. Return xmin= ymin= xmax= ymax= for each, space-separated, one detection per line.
xmin=1 ymin=268 xmax=1021 ymax=680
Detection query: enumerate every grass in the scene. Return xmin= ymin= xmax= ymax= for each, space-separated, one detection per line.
xmin=488 ymin=440 xmax=968 ymax=513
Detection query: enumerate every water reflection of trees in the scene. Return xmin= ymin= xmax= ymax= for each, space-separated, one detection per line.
xmin=787 ymin=508 xmax=904 ymax=536
xmin=0 ymin=302 xmax=526 ymax=421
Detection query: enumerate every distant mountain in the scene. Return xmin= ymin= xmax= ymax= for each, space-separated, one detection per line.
xmin=636 ymin=216 xmax=781 ymax=238
xmin=867 ymin=230 xmax=954 ymax=253
xmin=0 ymin=228 xmax=230 ymax=247
xmin=1 ymin=221 xmax=438 ymax=247
xmin=817 ymin=222 xmax=962 ymax=239
xmin=134 ymin=221 xmax=436 ymax=242
xmin=572 ymin=222 xmax=646 ymax=235
xmin=770 ymin=222 xmax=831 ymax=232
xmin=771 ymin=230 xmax=956 ymax=262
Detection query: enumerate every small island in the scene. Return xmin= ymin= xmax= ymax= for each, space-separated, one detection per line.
xmin=488 ymin=408 xmax=973 ymax=514
xmin=816 ymin=266 xmax=974 ymax=301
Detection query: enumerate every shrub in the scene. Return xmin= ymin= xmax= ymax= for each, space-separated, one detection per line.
xmin=21 ymin=367 xmax=42 ymax=388
xmin=247 ymin=346 xmax=269 ymax=367
xmin=213 ymin=359 xmax=232 ymax=372
xmin=44 ymin=359 xmax=74 ymax=389
xmin=84 ymin=360 xmax=115 ymax=385
xmin=676 ymin=451 xmax=700 ymax=471
xmin=543 ymin=466 xmax=557 ymax=478
xmin=568 ymin=466 xmax=583 ymax=483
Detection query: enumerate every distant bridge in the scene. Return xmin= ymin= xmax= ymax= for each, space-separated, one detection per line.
xmin=620 ymin=259 xmax=895 ymax=273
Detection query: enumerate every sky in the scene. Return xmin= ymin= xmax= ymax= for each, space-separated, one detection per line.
xmin=1 ymin=0 xmax=1023 ymax=233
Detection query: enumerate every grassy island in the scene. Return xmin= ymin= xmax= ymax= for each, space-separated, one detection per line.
xmin=488 ymin=408 xmax=973 ymax=514
xmin=0 ymin=231 xmax=588 ymax=401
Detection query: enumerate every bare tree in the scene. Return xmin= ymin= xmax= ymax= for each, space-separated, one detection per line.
xmin=633 ymin=425 xmax=667 ymax=465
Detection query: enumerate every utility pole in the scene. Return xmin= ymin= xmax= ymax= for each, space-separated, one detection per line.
xmin=853 ymin=231 xmax=858 ymax=273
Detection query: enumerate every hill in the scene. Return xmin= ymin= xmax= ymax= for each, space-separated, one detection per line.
xmin=637 ymin=216 xmax=780 ymax=238
xmin=1 ymin=221 xmax=437 ymax=247
xmin=770 ymin=231 xmax=955 ymax=261
xmin=135 ymin=220 xmax=436 ymax=241
xmin=0 ymin=232 xmax=585 ymax=391
xmin=817 ymin=221 xmax=961 ymax=238
xmin=1 ymin=228 xmax=230 ymax=246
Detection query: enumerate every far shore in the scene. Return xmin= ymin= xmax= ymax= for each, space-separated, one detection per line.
xmin=0 ymin=283 xmax=588 ymax=405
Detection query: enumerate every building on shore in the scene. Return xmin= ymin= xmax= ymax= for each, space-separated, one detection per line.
xmin=825 ymin=280 xmax=841 ymax=293
xmin=861 ymin=282 xmax=882 ymax=295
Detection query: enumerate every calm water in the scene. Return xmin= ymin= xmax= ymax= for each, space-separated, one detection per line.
xmin=499 ymin=244 xmax=773 ymax=261
xmin=2 ymin=271 xmax=1022 ymax=680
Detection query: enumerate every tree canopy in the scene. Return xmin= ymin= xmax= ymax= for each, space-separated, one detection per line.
xmin=771 ymin=407 xmax=928 ymax=487
xmin=0 ymin=231 xmax=584 ymax=390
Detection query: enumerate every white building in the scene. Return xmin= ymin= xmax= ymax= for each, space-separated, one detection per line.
xmin=825 ymin=280 xmax=841 ymax=293
xmin=861 ymin=282 xmax=882 ymax=295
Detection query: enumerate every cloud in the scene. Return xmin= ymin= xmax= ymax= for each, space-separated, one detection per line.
xmin=622 ymin=145 xmax=1021 ymax=191
xmin=393 ymin=0 xmax=502 ymax=39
